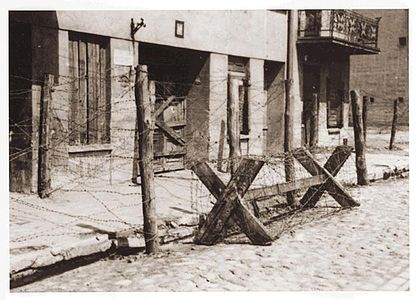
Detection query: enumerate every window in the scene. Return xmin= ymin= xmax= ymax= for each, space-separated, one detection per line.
xmin=399 ymin=36 xmax=407 ymax=46
xmin=68 ymin=32 xmax=110 ymax=145
xmin=228 ymin=56 xmax=250 ymax=135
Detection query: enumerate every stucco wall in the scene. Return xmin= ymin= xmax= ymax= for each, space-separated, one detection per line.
xmin=11 ymin=10 xmax=287 ymax=62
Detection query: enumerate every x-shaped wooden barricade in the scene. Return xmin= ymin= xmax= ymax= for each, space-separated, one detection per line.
xmin=192 ymin=145 xmax=360 ymax=246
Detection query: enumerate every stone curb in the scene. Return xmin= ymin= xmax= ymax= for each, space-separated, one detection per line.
xmin=10 ymin=226 xmax=196 ymax=283
xmin=10 ymin=234 xmax=113 ymax=275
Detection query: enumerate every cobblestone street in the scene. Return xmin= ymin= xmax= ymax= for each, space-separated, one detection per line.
xmin=13 ymin=178 xmax=409 ymax=292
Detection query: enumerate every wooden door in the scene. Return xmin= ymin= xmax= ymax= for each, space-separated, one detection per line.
xmin=153 ymin=95 xmax=187 ymax=172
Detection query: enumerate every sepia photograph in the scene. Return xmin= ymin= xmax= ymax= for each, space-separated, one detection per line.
xmin=3 ymin=0 xmax=414 ymax=296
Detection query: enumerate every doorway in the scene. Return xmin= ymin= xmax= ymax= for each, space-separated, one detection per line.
xmin=302 ymin=65 xmax=320 ymax=147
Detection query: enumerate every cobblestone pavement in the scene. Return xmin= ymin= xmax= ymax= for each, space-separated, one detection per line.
xmin=13 ymin=178 xmax=409 ymax=292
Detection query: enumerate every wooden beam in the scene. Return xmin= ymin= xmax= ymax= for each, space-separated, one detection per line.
xmin=191 ymin=161 xmax=226 ymax=200
xmin=78 ymin=41 xmax=88 ymax=144
xmin=154 ymin=96 xmax=176 ymax=118
xmin=293 ymin=147 xmax=359 ymax=208
xmin=191 ymin=161 xmax=242 ymax=239
xmin=155 ymin=120 xmax=186 ymax=146
xmin=298 ymin=145 xmax=353 ymax=207
xmin=244 ymin=174 xmax=327 ymax=202
xmin=233 ymin=200 xmax=272 ymax=245
xmin=194 ymin=158 xmax=272 ymax=245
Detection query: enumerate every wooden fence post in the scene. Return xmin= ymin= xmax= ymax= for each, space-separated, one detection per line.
xmin=362 ymin=96 xmax=369 ymax=145
xmin=284 ymin=10 xmax=299 ymax=208
xmin=309 ymin=92 xmax=319 ymax=148
xmin=38 ymin=74 xmax=54 ymax=198
xmin=284 ymin=79 xmax=298 ymax=207
xmin=350 ymin=90 xmax=369 ymax=185
xmin=135 ymin=65 xmax=159 ymax=254
xmin=132 ymin=118 xmax=139 ymax=184
xmin=217 ymin=119 xmax=226 ymax=172
xmin=389 ymin=98 xmax=399 ymax=150
xmin=227 ymin=76 xmax=240 ymax=175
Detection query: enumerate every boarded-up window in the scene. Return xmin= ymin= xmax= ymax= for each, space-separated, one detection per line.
xmin=68 ymin=32 xmax=110 ymax=145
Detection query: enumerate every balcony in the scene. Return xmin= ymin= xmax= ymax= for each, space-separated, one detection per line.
xmin=298 ymin=10 xmax=380 ymax=55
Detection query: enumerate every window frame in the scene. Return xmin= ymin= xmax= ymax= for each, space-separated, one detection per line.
xmin=68 ymin=31 xmax=111 ymax=146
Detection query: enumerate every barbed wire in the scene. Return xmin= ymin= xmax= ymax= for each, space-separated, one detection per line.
xmin=9 ymin=68 xmax=408 ymax=247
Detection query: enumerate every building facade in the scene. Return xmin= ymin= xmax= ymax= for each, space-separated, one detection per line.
xmin=350 ymin=9 xmax=408 ymax=127
xmin=294 ymin=10 xmax=380 ymax=146
xmin=9 ymin=10 xmax=384 ymax=194
xmin=9 ymin=10 xmax=288 ymax=192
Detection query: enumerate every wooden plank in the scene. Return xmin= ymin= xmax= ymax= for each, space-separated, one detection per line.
xmin=244 ymin=174 xmax=327 ymax=202
xmin=154 ymin=150 xmax=186 ymax=158
xmin=155 ymin=120 xmax=186 ymax=146
xmin=191 ymin=161 xmax=226 ymax=200
xmin=233 ymin=200 xmax=272 ymax=245
xmin=87 ymin=42 xmax=98 ymax=144
xmin=191 ymin=160 xmax=242 ymax=238
xmin=68 ymin=40 xmax=79 ymax=145
xmin=78 ymin=41 xmax=88 ymax=144
xmin=93 ymin=43 xmax=101 ymax=143
xmin=293 ymin=147 xmax=359 ymax=208
xmin=135 ymin=65 xmax=159 ymax=254
xmin=98 ymin=47 xmax=107 ymax=143
xmin=195 ymin=158 xmax=265 ymax=245
xmin=154 ymin=96 xmax=175 ymax=118
xmin=323 ymin=145 xmax=353 ymax=176
xmin=299 ymin=145 xmax=352 ymax=207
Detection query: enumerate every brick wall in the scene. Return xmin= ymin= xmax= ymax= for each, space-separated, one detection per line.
xmin=350 ymin=9 xmax=409 ymax=128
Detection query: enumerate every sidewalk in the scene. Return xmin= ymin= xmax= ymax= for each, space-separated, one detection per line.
xmin=10 ymin=148 xmax=409 ymax=284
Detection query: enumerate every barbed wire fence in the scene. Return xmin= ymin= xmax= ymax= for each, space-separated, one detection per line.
xmin=9 ymin=61 xmax=408 ymax=251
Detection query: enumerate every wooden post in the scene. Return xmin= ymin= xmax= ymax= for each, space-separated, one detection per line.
xmin=350 ymin=90 xmax=369 ymax=185
xmin=362 ymin=96 xmax=369 ymax=145
xmin=132 ymin=118 xmax=139 ymax=184
xmin=227 ymin=76 xmax=240 ymax=175
xmin=135 ymin=65 xmax=159 ymax=254
xmin=389 ymin=98 xmax=399 ymax=150
xmin=284 ymin=10 xmax=299 ymax=207
xmin=38 ymin=74 xmax=54 ymax=198
xmin=309 ymin=92 xmax=319 ymax=148
xmin=217 ymin=119 xmax=226 ymax=172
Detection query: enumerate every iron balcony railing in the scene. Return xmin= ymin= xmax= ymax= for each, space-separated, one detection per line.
xmin=298 ymin=10 xmax=380 ymax=50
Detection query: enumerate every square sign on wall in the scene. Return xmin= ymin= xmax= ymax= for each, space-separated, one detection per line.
xmin=175 ymin=20 xmax=184 ymax=38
